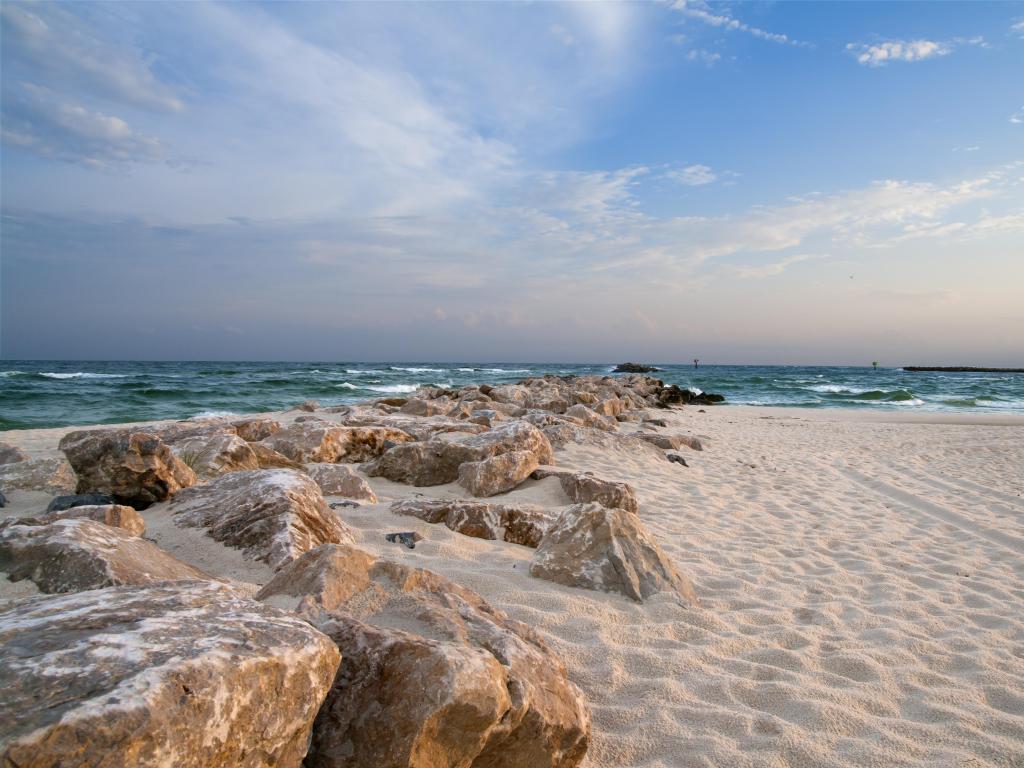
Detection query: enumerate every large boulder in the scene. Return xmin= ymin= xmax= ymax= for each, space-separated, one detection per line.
xmin=257 ymin=545 xmax=591 ymax=768
xmin=261 ymin=422 xmax=414 ymax=464
xmin=467 ymin=421 xmax=555 ymax=466
xmin=59 ymin=429 xmax=196 ymax=508
xmin=306 ymin=463 xmax=377 ymax=502
xmin=170 ymin=469 xmax=354 ymax=571
xmin=0 ymin=582 xmax=339 ymax=767
xmin=170 ymin=429 xmax=260 ymax=479
xmin=0 ymin=442 xmax=28 ymax=465
xmin=563 ymin=404 xmax=616 ymax=432
xmin=0 ymin=457 xmax=77 ymax=494
xmin=0 ymin=519 xmax=208 ymax=593
xmin=391 ymin=499 xmax=552 ymax=547
xmin=399 ymin=398 xmax=449 ymax=416
xmin=251 ymin=441 xmax=308 ymax=470
xmin=559 ymin=472 xmax=639 ymax=514
xmin=458 ymin=449 xmax=539 ymax=497
xmin=530 ymin=503 xmax=696 ymax=604
xmin=23 ymin=503 xmax=146 ymax=536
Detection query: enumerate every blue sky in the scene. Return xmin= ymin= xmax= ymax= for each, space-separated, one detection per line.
xmin=2 ymin=1 xmax=1022 ymax=364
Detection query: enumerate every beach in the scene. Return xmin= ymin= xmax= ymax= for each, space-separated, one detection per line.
xmin=2 ymin=392 xmax=1022 ymax=767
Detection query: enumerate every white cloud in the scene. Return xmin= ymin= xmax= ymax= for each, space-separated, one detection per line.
xmin=734 ymin=253 xmax=826 ymax=279
xmin=0 ymin=3 xmax=184 ymax=112
xmin=686 ymin=49 xmax=722 ymax=66
xmin=668 ymin=0 xmax=812 ymax=48
xmin=1011 ymin=20 xmax=1024 ymax=37
xmin=666 ymin=164 xmax=717 ymax=186
xmin=1011 ymin=107 xmax=1024 ymax=125
xmin=846 ymin=36 xmax=986 ymax=66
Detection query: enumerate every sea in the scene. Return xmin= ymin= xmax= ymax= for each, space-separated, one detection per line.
xmin=1 ymin=361 xmax=1023 ymax=431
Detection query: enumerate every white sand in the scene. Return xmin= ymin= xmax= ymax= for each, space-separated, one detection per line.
xmin=3 ymin=405 xmax=1023 ymax=766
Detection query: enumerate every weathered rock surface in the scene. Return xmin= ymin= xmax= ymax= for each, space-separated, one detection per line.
xmin=458 ymin=449 xmax=539 ymax=497
xmin=261 ymin=422 xmax=414 ymax=464
xmin=0 ymin=582 xmax=340 ymax=767
xmin=306 ymin=463 xmax=378 ymax=502
xmin=0 ymin=457 xmax=77 ymax=494
xmin=293 ymin=399 xmax=320 ymax=412
xmin=257 ymin=545 xmax=591 ymax=768
xmin=170 ymin=469 xmax=354 ymax=571
xmin=59 ymin=428 xmax=196 ymax=507
xmin=0 ymin=442 xmax=28 ymax=465
xmin=563 ymin=404 xmax=616 ymax=431
xmin=20 ymin=503 xmax=146 ymax=536
xmin=636 ymin=433 xmax=703 ymax=451
xmin=0 ymin=518 xmax=208 ymax=593
xmin=530 ymin=503 xmax=696 ymax=604
xmin=399 ymin=398 xmax=449 ymax=417
xmin=392 ymin=498 xmax=552 ymax=547
xmin=251 ymin=441 xmax=308 ymax=470
xmin=232 ymin=416 xmax=283 ymax=442
xmin=558 ymin=472 xmax=639 ymax=514
xmin=171 ymin=429 xmax=260 ymax=479
xmin=613 ymin=363 xmax=660 ymax=373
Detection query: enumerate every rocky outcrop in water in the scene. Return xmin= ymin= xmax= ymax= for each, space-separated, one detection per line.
xmin=0 ymin=582 xmax=339 ymax=767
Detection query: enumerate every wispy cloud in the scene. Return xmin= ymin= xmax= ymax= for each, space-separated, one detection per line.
xmin=1011 ymin=20 xmax=1024 ymax=37
xmin=686 ymin=49 xmax=722 ymax=66
xmin=846 ymin=36 xmax=986 ymax=66
xmin=665 ymin=164 xmax=718 ymax=186
xmin=734 ymin=253 xmax=826 ymax=279
xmin=1011 ymin=107 xmax=1024 ymax=125
xmin=668 ymin=0 xmax=812 ymax=48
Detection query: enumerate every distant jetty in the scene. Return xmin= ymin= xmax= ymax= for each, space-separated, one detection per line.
xmin=613 ymin=363 xmax=660 ymax=373
xmin=903 ymin=366 xmax=1024 ymax=373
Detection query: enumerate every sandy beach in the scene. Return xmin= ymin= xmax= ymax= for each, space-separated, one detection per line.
xmin=3 ymin=399 xmax=1022 ymax=767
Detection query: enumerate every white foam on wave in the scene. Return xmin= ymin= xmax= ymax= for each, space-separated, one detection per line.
xmin=337 ymin=382 xmax=359 ymax=389
xmin=345 ymin=369 xmax=377 ymax=374
xmin=808 ymin=384 xmax=862 ymax=394
xmin=0 ymin=370 xmax=24 ymax=377
xmin=390 ymin=367 xmax=444 ymax=373
xmin=190 ymin=410 xmax=238 ymax=419
xmin=484 ymin=368 xmax=530 ymax=373
xmin=40 ymin=372 xmax=127 ymax=379
xmin=365 ymin=384 xmax=421 ymax=393
xmin=458 ymin=368 xmax=477 ymax=372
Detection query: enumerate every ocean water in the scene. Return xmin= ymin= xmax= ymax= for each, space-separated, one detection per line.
xmin=1 ymin=361 xmax=1022 ymax=430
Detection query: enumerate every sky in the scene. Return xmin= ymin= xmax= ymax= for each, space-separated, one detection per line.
xmin=1 ymin=1 xmax=1022 ymax=365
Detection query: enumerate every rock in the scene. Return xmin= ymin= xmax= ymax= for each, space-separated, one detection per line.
xmin=655 ymin=386 xmax=725 ymax=407
xmin=591 ymin=398 xmax=624 ymax=418
xmin=0 ymin=442 xmax=28 ymax=465
xmin=487 ymin=383 xmax=530 ymax=406
xmin=59 ymin=429 xmax=196 ymax=508
xmin=170 ymin=469 xmax=354 ymax=571
xmin=564 ymin=404 xmax=616 ymax=431
xmin=636 ymin=433 xmax=703 ymax=451
xmin=306 ymin=463 xmax=378 ymax=502
xmin=469 ymin=408 xmax=500 ymax=427
xmin=0 ymin=490 xmax=6 ymax=508
xmin=392 ymin=498 xmax=551 ymax=547
xmin=251 ymin=441 xmax=308 ymax=470
xmin=667 ymin=453 xmax=689 ymax=467
xmin=0 ymin=519 xmax=209 ymax=593
xmin=171 ymin=429 xmax=260 ymax=479
xmin=261 ymin=422 xmax=414 ymax=464
xmin=27 ymin=504 xmax=146 ymax=536
xmin=613 ymin=363 xmax=660 ymax=373
xmin=642 ymin=417 xmax=668 ymax=428
xmin=47 ymin=492 xmax=116 ymax=511
xmin=293 ymin=399 xmax=320 ymax=412
xmin=0 ymin=582 xmax=339 ymax=767
xmin=231 ymin=417 xmax=283 ymax=442
xmin=558 ymin=472 xmax=639 ymax=514
xmin=384 ymin=531 xmax=423 ymax=549
xmin=530 ymin=503 xmax=696 ymax=604
xmin=466 ymin=420 xmax=555 ymax=465
xmin=0 ymin=457 xmax=77 ymax=495
xmin=257 ymin=545 xmax=591 ymax=768
xmin=399 ymin=398 xmax=449 ymax=416
xmin=375 ymin=397 xmax=408 ymax=407
xmin=458 ymin=449 xmax=540 ymax=497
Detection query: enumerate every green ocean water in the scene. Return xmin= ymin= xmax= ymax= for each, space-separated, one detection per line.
xmin=2 ymin=361 xmax=1022 ymax=430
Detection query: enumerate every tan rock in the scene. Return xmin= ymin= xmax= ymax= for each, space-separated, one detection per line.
xmin=0 ymin=582 xmax=339 ymax=768
xmin=637 ymin=433 xmax=703 ymax=451
xmin=306 ymin=463 xmax=377 ymax=502
xmin=559 ymin=472 xmax=639 ymax=514
xmin=530 ymin=503 xmax=696 ymax=604
xmin=399 ymin=398 xmax=449 ymax=416
xmin=391 ymin=498 xmax=552 ymax=547
xmin=59 ymin=428 xmax=196 ymax=507
xmin=0 ymin=457 xmax=77 ymax=495
xmin=0 ymin=519 xmax=209 ymax=593
xmin=466 ymin=420 xmax=555 ymax=465
xmin=30 ymin=503 xmax=146 ymax=536
xmin=591 ymin=398 xmax=624 ymax=418
xmin=563 ymin=404 xmax=616 ymax=431
xmin=293 ymin=399 xmax=320 ymax=412
xmin=170 ymin=469 xmax=354 ymax=571
xmin=487 ymin=383 xmax=530 ymax=406
xmin=0 ymin=442 xmax=28 ymax=465
xmin=458 ymin=449 xmax=540 ymax=497
xmin=251 ymin=441 xmax=308 ymax=470
xmin=231 ymin=417 xmax=283 ymax=442
xmin=261 ymin=422 xmax=414 ymax=463
xmin=257 ymin=545 xmax=591 ymax=768
xmin=171 ymin=429 xmax=260 ymax=479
